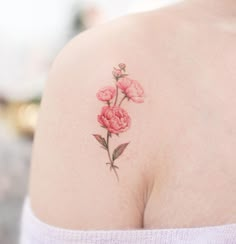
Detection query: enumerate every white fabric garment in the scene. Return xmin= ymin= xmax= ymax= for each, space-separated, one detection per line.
xmin=20 ymin=197 xmax=236 ymax=244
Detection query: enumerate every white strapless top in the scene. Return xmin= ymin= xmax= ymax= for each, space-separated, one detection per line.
xmin=20 ymin=197 xmax=236 ymax=244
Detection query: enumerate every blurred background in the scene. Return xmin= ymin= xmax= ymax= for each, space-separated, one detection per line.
xmin=0 ymin=0 xmax=179 ymax=243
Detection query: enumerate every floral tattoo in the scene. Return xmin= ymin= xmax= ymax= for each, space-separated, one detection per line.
xmin=92 ymin=63 xmax=145 ymax=181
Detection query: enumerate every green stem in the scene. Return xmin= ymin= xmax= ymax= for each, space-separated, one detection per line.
xmin=113 ymin=167 xmax=119 ymax=182
xmin=113 ymin=84 xmax=119 ymax=106
xmin=106 ymin=131 xmax=119 ymax=182
xmin=106 ymin=131 xmax=113 ymax=164
xmin=118 ymin=95 xmax=127 ymax=107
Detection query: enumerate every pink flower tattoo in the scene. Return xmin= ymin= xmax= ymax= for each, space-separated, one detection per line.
xmin=92 ymin=63 xmax=145 ymax=181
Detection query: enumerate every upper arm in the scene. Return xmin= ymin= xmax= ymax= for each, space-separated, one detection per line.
xmin=29 ymin=20 xmax=156 ymax=230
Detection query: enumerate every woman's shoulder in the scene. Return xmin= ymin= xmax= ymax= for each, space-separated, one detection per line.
xmin=29 ymin=10 xmax=176 ymax=230
xmin=52 ymin=3 xmax=188 ymax=69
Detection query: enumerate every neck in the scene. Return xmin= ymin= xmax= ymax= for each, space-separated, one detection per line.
xmin=190 ymin=0 xmax=236 ymax=18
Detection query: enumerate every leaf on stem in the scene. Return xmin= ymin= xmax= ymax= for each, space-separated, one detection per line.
xmin=100 ymin=146 xmax=108 ymax=150
xmin=112 ymin=142 xmax=129 ymax=161
xmin=92 ymin=134 xmax=107 ymax=149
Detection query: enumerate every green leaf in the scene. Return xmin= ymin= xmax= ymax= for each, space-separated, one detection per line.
xmin=92 ymin=134 xmax=107 ymax=149
xmin=112 ymin=142 xmax=129 ymax=161
xmin=100 ymin=146 xmax=108 ymax=150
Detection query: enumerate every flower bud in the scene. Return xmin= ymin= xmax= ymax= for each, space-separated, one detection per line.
xmin=118 ymin=63 xmax=126 ymax=71
xmin=112 ymin=67 xmax=122 ymax=79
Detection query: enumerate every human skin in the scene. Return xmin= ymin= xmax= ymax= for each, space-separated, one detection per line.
xmin=29 ymin=0 xmax=236 ymax=230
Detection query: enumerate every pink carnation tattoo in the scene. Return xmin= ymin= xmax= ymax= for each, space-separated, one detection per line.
xmin=92 ymin=63 xmax=145 ymax=181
